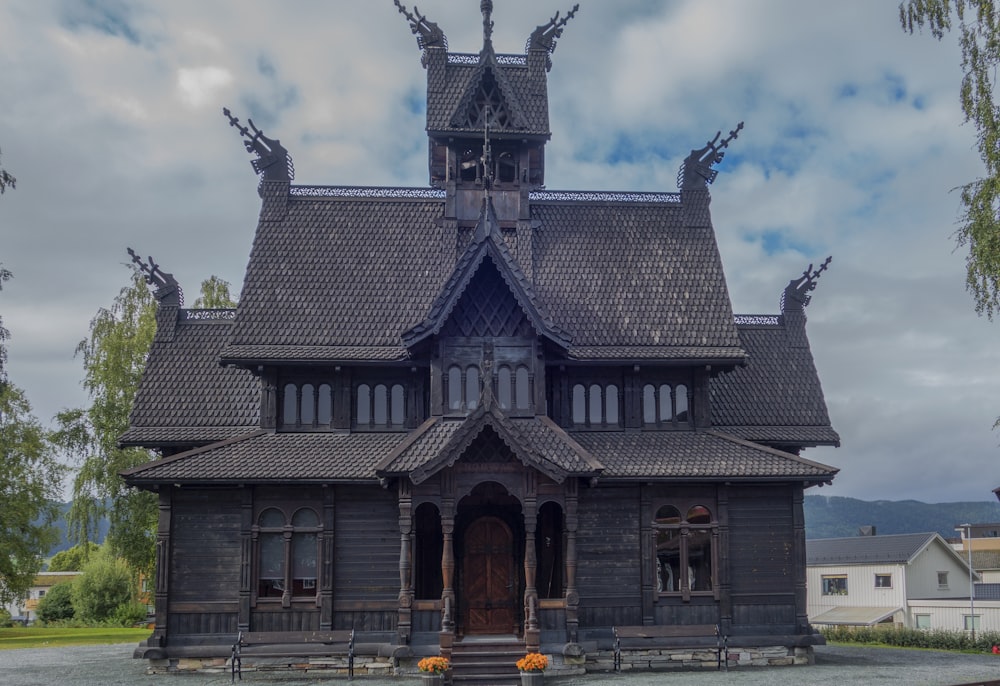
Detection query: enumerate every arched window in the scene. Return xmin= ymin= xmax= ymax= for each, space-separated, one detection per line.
xmin=515 ymin=366 xmax=530 ymax=410
xmin=498 ymin=366 xmax=513 ymax=410
xmin=640 ymin=381 xmax=693 ymax=429
xmin=675 ymin=384 xmax=689 ymax=423
xmin=465 ymin=366 xmax=480 ymax=411
xmin=374 ymin=384 xmax=388 ymax=425
xmin=255 ymin=507 xmax=321 ymax=605
xmin=536 ymin=502 xmax=564 ymax=599
xmin=588 ymin=384 xmax=602 ymax=425
xmin=605 ymin=384 xmax=619 ymax=425
xmin=642 ymin=384 xmax=656 ymax=424
xmin=317 ymin=384 xmax=332 ymax=425
xmin=391 ymin=384 xmax=405 ymax=426
xmin=653 ymin=504 xmax=716 ymax=596
xmin=447 ymin=365 xmax=463 ymax=411
xmin=660 ymin=384 xmax=673 ymax=422
xmin=300 ymin=384 xmax=315 ymax=426
xmin=357 ymin=384 xmax=371 ymax=425
xmin=282 ymin=384 xmax=298 ymax=427
xmin=572 ymin=384 xmax=586 ymax=425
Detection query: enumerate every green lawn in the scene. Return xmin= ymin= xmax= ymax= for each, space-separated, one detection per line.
xmin=0 ymin=627 xmax=151 ymax=650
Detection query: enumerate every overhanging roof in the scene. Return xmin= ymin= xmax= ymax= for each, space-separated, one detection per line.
xmin=810 ymin=606 xmax=901 ymax=626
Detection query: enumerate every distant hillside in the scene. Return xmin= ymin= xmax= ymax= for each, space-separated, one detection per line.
xmin=805 ymin=495 xmax=1000 ymax=540
xmin=42 ymin=501 xmax=109 ymax=557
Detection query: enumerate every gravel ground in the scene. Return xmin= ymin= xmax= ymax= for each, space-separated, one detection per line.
xmin=1 ymin=643 xmax=999 ymax=686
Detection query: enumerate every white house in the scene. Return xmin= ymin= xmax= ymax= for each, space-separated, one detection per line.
xmin=806 ymin=532 xmax=1000 ymax=632
xmin=2 ymin=572 xmax=79 ymax=624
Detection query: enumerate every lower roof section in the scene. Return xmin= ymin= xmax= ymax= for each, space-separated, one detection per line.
xmin=122 ymin=424 xmax=837 ymax=488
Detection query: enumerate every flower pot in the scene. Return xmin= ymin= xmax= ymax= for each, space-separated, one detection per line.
xmin=421 ymin=674 xmax=445 ymax=686
xmin=520 ymin=672 xmax=544 ymax=686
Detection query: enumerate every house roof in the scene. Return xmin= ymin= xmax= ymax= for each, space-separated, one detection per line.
xmin=810 ymin=606 xmax=902 ymax=626
xmin=807 ymin=532 xmax=964 ymax=567
xmin=711 ymin=320 xmax=840 ymax=446
xmin=219 ymin=191 xmax=747 ymax=364
xmin=570 ymin=429 xmax=837 ymax=482
xmin=121 ymin=312 xmax=259 ymax=447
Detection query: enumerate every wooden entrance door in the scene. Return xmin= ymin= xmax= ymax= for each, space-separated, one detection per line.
xmin=463 ymin=516 xmax=515 ymax=634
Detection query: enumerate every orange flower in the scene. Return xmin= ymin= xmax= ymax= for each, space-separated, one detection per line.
xmin=417 ymin=656 xmax=450 ymax=674
xmin=516 ymin=652 xmax=548 ymax=672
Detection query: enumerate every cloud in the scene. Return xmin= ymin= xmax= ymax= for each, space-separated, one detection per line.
xmin=176 ymin=66 xmax=233 ymax=108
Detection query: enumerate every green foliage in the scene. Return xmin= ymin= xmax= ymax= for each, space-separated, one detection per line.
xmin=0 ymin=384 xmax=63 ymax=606
xmin=0 ymin=264 xmax=10 ymax=378
xmin=35 ymin=582 xmax=75 ymax=624
xmin=0 ymin=148 xmax=14 ymax=195
xmin=822 ymin=624 xmax=1000 ymax=652
xmin=0 ymin=608 xmax=12 ymax=628
xmin=110 ymin=601 xmax=148 ymax=627
xmin=53 ymin=267 xmax=158 ymax=576
xmin=900 ymin=0 xmax=1000 ymax=319
xmin=47 ymin=542 xmax=100 ymax=572
xmin=70 ymin=550 xmax=136 ymax=624
xmin=192 ymin=275 xmax=237 ymax=308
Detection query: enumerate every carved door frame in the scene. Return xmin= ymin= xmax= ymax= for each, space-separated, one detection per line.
xmin=459 ymin=515 xmax=517 ymax=635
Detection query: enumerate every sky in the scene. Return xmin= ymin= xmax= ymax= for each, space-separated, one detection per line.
xmin=0 ymin=0 xmax=997 ymax=504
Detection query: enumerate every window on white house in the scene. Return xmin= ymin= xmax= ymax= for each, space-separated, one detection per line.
xmin=821 ymin=575 xmax=848 ymax=595
xmin=937 ymin=571 xmax=949 ymax=589
xmin=964 ymin=615 xmax=981 ymax=631
xmin=874 ymin=574 xmax=892 ymax=588
xmin=915 ymin=614 xmax=931 ymax=629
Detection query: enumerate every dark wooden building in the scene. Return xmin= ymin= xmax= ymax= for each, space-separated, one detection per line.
xmin=122 ymin=2 xmax=839 ymax=676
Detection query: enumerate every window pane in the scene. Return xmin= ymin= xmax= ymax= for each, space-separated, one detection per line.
xmin=300 ymin=384 xmax=315 ymax=425
xmin=642 ymin=384 xmax=655 ymax=424
xmin=498 ymin=367 xmax=512 ymax=410
xmin=466 ymin=366 xmax=479 ymax=411
xmin=282 ymin=384 xmax=297 ymax=427
xmin=448 ymin=366 xmax=462 ymax=411
xmin=317 ymin=384 xmax=332 ymax=424
xmin=688 ymin=529 xmax=712 ymax=591
xmin=391 ymin=384 xmax=405 ymax=425
xmin=916 ymin=614 xmax=931 ymax=629
xmin=572 ymin=385 xmax=585 ymax=424
xmin=258 ymin=508 xmax=285 ymax=528
xmin=686 ymin=505 xmax=711 ymax=525
xmin=291 ymin=508 xmax=319 ymax=527
xmin=292 ymin=532 xmax=317 ymax=595
xmin=515 ymin=367 xmax=530 ymax=409
xmin=357 ymin=385 xmax=371 ymax=425
xmin=374 ymin=384 xmax=388 ymax=424
xmin=655 ymin=529 xmax=680 ymax=592
xmin=605 ymin=384 xmax=619 ymax=425
xmin=258 ymin=532 xmax=284 ymax=598
xmin=822 ymin=575 xmax=848 ymax=595
xmin=675 ymin=384 xmax=689 ymax=422
xmin=659 ymin=384 xmax=672 ymax=422
xmin=654 ymin=505 xmax=681 ymax=525
xmin=964 ymin=615 xmax=980 ymax=631
xmin=588 ymin=384 xmax=602 ymax=424
xmin=875 ymin=574 xmax=892 ymax=588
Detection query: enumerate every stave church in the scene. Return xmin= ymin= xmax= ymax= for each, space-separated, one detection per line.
xmin=123 ymin=1 xmax=839 ymax=678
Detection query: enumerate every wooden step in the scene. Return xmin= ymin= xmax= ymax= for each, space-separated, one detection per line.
xmin=449 ymin=636 xmax=525 ymax=685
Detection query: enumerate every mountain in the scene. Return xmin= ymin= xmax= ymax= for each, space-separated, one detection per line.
xmin=805 ymin=495 xmax=1000 ymax=540
xmin=43 ymin=501 xmax=109 ymax=557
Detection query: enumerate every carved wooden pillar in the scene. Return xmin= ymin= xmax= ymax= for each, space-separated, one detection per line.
xmin=640 ymin=485 xmax=654 ymax=625
xmin=564 ymin=479 xmax=579 ymax=643
xmin=792 ymin=485 xmax=809 ymax=634
xmin=718 ymin=485 xmax=732 ymax=635
xmin=238 ymin=489 xmax=253 ymax=633
xmin=397 ymin=480 xmax=414 ymax=642
xmin=523 ymin=474 xmax=540 ymax=651
xmin=439 ymin=473 xmax=456 ymax=657
xmin=150 ymin=488 xmax=172 ymax=646
xmin=320 ymin=486 xmax=335 ymax=630
xmin=260 ymin=368 xmax=276 ymax=430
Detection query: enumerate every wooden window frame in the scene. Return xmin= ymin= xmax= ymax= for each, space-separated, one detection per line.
xmin=653 ymin=504 xmax=718 ymax=602
xmin=252 ymin=506 xmax=323 ymax=609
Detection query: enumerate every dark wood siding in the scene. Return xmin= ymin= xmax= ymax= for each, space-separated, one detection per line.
xmin=334 ymin=486 xmax=399 ymax=602
xmin=168 ymin=488 xmax=241 ymax=635
xmin=576 ymin=485 xmax=642 ymax=627
xmin=728 ymin=485 xmax=797 ymax=634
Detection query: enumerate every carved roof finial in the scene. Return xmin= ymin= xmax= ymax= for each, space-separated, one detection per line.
xmin=481 ymin=0 xmax=495 ymax=49
xmin=223 ymin=107 xmax=294 ymax=195
xmin=395 ymin=0 xmax=447 ymax=66
xmin=781 ymin=256 xmax=832 ymax=312
xmin=677 ymin=121 xmax=744 ymax=190
xmin=128 ymin=247 xmax=183 ymax=306
xmin=527 ymin=4 xmax=579 ymax=70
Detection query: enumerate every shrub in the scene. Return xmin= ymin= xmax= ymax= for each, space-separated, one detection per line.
xmin=821 ymin=624 xmax=1000 ymax=653
xmin=110 ymin=602 xmax=148 ymax=627
xmin=71 ymin=551 xmax=136 ymax=624
xmin=0 ymin=608 xmax=12 ymax=628
xmin=35 ymin=582 xmax=75 ymax=623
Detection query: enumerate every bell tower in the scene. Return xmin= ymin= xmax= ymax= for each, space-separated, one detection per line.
xmin=396 ymin=1 xmax=578 ymax=222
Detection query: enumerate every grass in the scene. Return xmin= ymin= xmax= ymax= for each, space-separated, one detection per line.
xmin=0 ymin=626 xmax=152 ymax=650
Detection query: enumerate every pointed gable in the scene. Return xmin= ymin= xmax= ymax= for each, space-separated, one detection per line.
xmin=449 ymin=58 xmax=529 ymax=131
xmin=403 ymin=198 xmax=570 ymax=349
